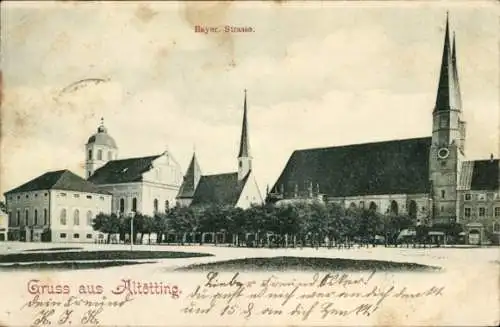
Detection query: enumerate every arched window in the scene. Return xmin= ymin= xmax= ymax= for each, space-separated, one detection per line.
xmin=108 ymin=151 xmax=112 ymax=160
xmin=441 ymin=190 xmax=445 ymax=199
xmin=88 ymin=149 xmax=93 ymax=160
xmin=60 ymin=209 xmax=67 ymax=225
xmin=43 ymin=209 xmax=48 ymax=225
xmin=119 ymin=198 xmax=125 ymax=213
xmin=390 ymin=201 xmax=399 ymax=216
xmin=25 ymin=209 xmax=29 ymax=225
xmin=86 ymin=211 xmax=92 ymax=226
xmin=73 ymin=209 xmax=80 ymax=226
xmin=34 ymin=209 xmax=38 ymax=225
xmin=165 ymin=200 xmax=170 ymax=213
xmin=349 ymin=202 xmax=357 ymax=209
xmin=409 ymin=200 xmax=417 ymax=219
xmin=16 ymin=210 xmax=20 ymax=226
xmin=153 ymin=199 xmax=159 ymax=213
xmin=369 ymin=201 xmax=377 ymax=212
xmin=493 ymin=222 xmax=500 ymax=233
xmin=97 ymin=149 xmax=103 ymax=160
xmin=132 ymin=198 xmax=137 ymax=212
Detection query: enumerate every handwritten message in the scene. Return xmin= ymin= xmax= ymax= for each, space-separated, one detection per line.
xmin=21 ymin=279 xmax=181 ymax=326
xmin=181 ymin=271 xmax=445 ymax=322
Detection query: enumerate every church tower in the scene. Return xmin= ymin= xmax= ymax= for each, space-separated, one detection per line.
xmin=238 ymin=89 xmax=252 ymax=181
xmin=85 ymin=118 xmax=118 ymax=178
xmin=429 ymin=14 xmax=466 ymax=225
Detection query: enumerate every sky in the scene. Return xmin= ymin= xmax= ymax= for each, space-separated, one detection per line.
xmin=1 ymin=1 xmax=499 ymax=199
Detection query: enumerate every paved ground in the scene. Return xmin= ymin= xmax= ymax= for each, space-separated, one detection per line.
xmin=0 ymin=241 xmax=498 ymax=271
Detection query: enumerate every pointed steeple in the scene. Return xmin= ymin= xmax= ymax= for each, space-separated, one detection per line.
xmin=177 ymin=152 xmax=202 ymax=199
xmin=434 ymin=13 xmax=458 ymax=112
xmin=237 ymin=89 xmax=252 ymax=180
xmin=238 ymin=89 xmax=250 ymax=158
xmin=452 ymin=32 xmax=463 ymax=111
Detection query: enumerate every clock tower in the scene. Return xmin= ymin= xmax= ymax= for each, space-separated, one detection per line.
xmin=429 ymin=14 xmax=466 ymax=225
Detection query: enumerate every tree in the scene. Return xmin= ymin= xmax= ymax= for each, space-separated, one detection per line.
xmin=92 ymin=213 xmax=120 ymax=243
xmin=0 ymin=201 xmax=6 ymax=213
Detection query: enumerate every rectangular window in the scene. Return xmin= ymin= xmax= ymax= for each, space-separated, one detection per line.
xmin=465 ymin=193 xmax=472 ymax=201
xmin=478 ymin=193 xmax=486 ymax=201
xmin=479 ymin=207 xmax=486 ymax=217
xmin=60 ymin=233 xmax=67 ymax=238
xmin=495 ymin=207 xmax=500 ymax=217
xmin=73 ymin=233 xmax=80 ymax=239
xmin=86 ymin=195 xmax=92 ymax=199
xmin=60 ymin=193 xmax=67 ymax=197
xmin=86 ymin=234 xmax=93 ymax=239
xmin=464 ymin=207 xmax=471 ymax=217
xmin=73 ymin=194 xmax=80 ymax=198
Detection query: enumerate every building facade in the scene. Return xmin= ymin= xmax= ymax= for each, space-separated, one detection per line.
xmin=4 ymin=170 xmax=112 ymax=243
xmin=85 ymin=121 xmax=183 ymax=217
xmin=268 ymin=16 xmax=500 ymax=245
xmin=176 ymin=90 xmax=263 ymax=209
xmin=0 ymin=210 xmax=7 ymax=241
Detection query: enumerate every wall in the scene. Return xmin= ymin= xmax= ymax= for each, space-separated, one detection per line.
xmin=49 ymin=189 xmax=112 ymax=243
xmin=236 ymin=172 xmax=263 ymax=209
xmin=458 ymin=190 xmax=500 ymax=244
xmin=5 ymin=190 xmax=51 ymax=241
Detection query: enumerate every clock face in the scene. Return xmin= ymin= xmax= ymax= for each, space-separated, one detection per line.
xmin=438 ymin=147 xmax=450 ymax=159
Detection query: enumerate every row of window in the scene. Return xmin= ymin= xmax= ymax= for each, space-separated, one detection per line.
xmin=59 ymin=209 xmax=94 ymax=226
xmin=464 ymin=207 xmax=500 ymax=218
xmin=8 ymin=192 xmax=106 ymax=201
xmin=464 ymin=193 xmax=497 ymax=201
xmin=88 ymin=149 xmax=114 ymax=161
xmin=117 ymin=198 xmax=169 ymax=214
xmin=59 ymin=233 xmax=93 ymax=239
xmin=10 ymin=208 xmax=49 ymax=226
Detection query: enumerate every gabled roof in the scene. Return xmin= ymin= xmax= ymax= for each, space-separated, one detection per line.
xmin=5 ymin=170 xmax=109 ymax=195
xmin=190 ymin=172 xmax=250 ymax=206
xmin=88 ymin=154 xmax=161 ymax=185
xmin=470 ymin=159 xmax=499 ymax=191
xmin=271 ymin=137 xmax=432 ymax=198
xmin=177 ymin=153 xmax=202 ymax=199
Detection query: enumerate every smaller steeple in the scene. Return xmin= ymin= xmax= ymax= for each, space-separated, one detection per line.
xmin=177 ymin=152 xmax=202 ymax=199
xmin=451 ymin=32 xmax=463 ymax=112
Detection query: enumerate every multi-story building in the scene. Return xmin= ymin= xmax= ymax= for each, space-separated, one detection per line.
xmin=4 ymin=170 xmax=112 ymax=243
xmin=268 ymin=16 xmax=499 ymax=245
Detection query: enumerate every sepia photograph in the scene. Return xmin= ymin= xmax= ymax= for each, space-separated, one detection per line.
xmin=0 ymin=1 xmax=498 ymax=326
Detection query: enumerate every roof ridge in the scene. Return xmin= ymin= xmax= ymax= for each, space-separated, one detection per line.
xmin=295 ymin=136 xmax=431 ymax=152
xmin=109 ymin=154 xmax=162 ymax=162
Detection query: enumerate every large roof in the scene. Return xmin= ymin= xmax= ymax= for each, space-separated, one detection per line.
xmin=5 ymin=170 xmax=109 ymax=195
xmin=271 ymin=137 xmax=432 ymax=198
xmin=88 ymin=155 xmax=161 ymax=185
xmin=190 ymin=172 xmax=250 ymax=206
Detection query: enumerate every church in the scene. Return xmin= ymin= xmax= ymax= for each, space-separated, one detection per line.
xmin=85 ymin=120 xmax=184 ymax=217
xmin=176 ymin=90 xmax=263 ymax=209
xmin=268 ymin=16 xmax=500 ymax=245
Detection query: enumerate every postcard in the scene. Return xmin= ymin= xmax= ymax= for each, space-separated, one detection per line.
xmin=0 ymin=1 xmax=499 ymax=326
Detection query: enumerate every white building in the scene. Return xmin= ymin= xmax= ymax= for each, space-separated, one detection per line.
xmin=86 ymin=119 xmax=183 ymax=217
xmin=4 ymin=170 xmax=112 ymax=243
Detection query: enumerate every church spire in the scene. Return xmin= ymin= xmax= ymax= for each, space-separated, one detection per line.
xmin=237 ymin=89 xmax=252 ymax=180
xmin=238 ymin=89 xmax=250 ymax=158
xmin=434 ymin=12 xmax=458 ymax=112
xmin=452 ymin=32 xmax=463 ymax=112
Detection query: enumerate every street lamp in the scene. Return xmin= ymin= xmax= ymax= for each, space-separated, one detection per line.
xmin=130 ymin=213 xmax=134 ymax=252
